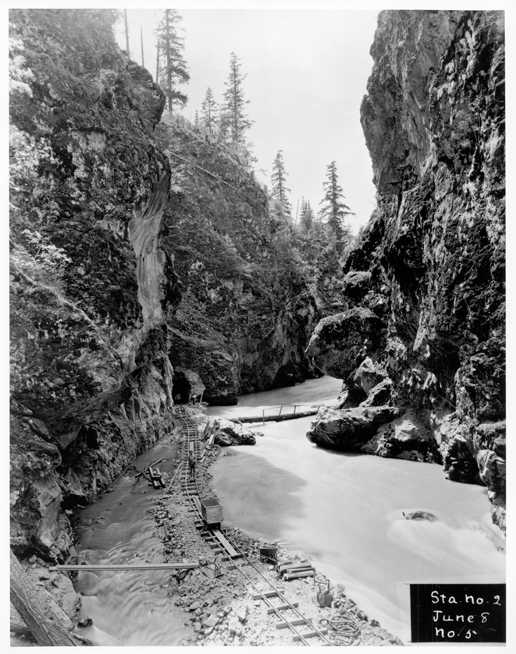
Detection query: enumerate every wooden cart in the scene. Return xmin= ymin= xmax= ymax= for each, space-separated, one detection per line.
xmin=200 ymin=497 xmax=223 ymax=530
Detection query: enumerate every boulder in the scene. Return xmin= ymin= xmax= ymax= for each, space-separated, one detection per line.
xmin=210 ymin=419 xmax=257 ymax=446
xmin=306 ymin=308 xmax=386 ymax=379
xmin=306 ymin=405 xmax=401 ymax=451
xmin=341 ymin=271 xmax=372 ymax=300
xmin=362 ymin=409 xmax=440 ymax=463
xmin=359 ymin=378 xmax=394 ymax=408
xmin=476 ymin=449 xmax=505 ymax=496
xmin=351 ymin=357 xmax=388 ymax=395
xmin=402 ymin=511 xmax=437 ymax=522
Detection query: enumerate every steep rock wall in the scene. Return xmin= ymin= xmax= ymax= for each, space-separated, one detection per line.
xmin=9 ymin=9 xmax=320 ymax=562
xmin=159 ymin=123 xmax=321 ymax=404
xmin=9 ymin=9 xmax=181 ymax=560
xmin=306 ymin=11 xmax=505 ymax=530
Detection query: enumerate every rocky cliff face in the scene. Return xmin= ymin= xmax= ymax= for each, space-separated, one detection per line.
xmin=158 ymin=122 xmax=321 ymax=404
xmin=9 ymin=9 xmax=319 ymax=561
xmin=306 ymin=11 xmax=505 ymax=531
xmin=9 ymin=8 xmax=182 ymax=560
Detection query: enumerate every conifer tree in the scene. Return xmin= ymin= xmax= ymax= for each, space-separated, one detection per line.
xmin=271 ymin=150 xmax=291 ymax=219
xmin=200 ymin=87 xmax=218 ymax=137
xmin=319 ymin=161 xmax=354 ymax=246
xmin=222 ymin=52 xmax=253 ymax=148
xmin=156 ymin=9 xmax=190 ymax=116
xmin=124 ymin=10 xmax=130 ymax=58
xmin=299 ymin=198 xmax=315 ymax=233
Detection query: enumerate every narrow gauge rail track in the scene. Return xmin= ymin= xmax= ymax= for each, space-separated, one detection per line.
xmin=173 ymin=405 xmax=333 ymax=646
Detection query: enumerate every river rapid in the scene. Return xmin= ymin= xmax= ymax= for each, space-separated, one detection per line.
xmin=207 ymin=376 xmax=505 ymax=643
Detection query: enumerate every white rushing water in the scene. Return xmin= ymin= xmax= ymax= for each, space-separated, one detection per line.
xmin=208 ymin=377 xmax=506 ymax=643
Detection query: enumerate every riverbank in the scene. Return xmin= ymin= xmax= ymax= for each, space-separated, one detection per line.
xmin=150 ymin=423 xmax=404 ymax=646
xmin=11 ymin=407 xmax=400 ymax=646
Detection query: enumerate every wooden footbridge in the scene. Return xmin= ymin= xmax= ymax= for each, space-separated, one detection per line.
xmin=235 ymin=404 xmax=323 ymax=424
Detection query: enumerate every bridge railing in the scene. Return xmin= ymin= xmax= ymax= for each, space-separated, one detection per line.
xmin=262 ymin=404 xmax=320 ymax=416
xmin=235 ymin=404 xmax=323 ymax=424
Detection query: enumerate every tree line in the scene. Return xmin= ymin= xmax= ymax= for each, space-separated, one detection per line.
xmin=121 ymin=9 xmax=357 ymax=256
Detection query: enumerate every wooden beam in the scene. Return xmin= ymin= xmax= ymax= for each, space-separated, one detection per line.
xmin=212 ymin=529 xmax=240 ymax=558
xmin=10 ymin=550 xmax=77 ymax=647
xmin=283 ymin=570 xmax=315 ymax=580
xmin=50 ymin=562 xmax=198 ymax=571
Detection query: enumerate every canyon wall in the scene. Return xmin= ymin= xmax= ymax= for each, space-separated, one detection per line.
xmin=306 ymin=11 xmax=505 ymax=530
xmin=10 ymin=9 xmax=182 ymax=560
xmin=9 ymin=9 xmax=318 ymax=561
xmin=158 ymin=122 xmax=321 ymax=405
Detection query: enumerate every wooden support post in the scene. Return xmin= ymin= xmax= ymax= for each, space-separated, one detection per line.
xmin=279 ymin=404 xmax=283 ymax=417
xmin=294 ymin=405 xmax=297 ymax=415
xmin=10 ymin=550 xmax=78 ymax=646
xmin=262 ymin=409 xmax=265 ymax=425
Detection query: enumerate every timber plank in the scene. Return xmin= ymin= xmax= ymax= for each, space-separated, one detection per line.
xmin=50 ymin=562 xmax=198 ymax=571
xmin=212 ymin=529 xmax=240 ymax=558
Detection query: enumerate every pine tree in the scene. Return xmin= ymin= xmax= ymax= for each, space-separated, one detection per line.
xmin=200 ymin=87 xmax=218 ymax=137
xmin=222 ymin=52 xmax=253 ymax=148
xmin=156 ymin=9 xmax=190 ymax=116
xmin=140 ymin=25 xmax=144 ymax=67
xmin=319 ymin=161 xmax=354 ymax=247
xmin=299 ymin=198 xmax=315 ymax=234
xmin=271 ymin=150 xmax=291 ymax=219
xmin=124 ymin=10 xmax=130 ymax=58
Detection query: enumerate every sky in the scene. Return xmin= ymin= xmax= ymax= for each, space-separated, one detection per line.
xmin=115 ymin=7 xmax=379 ymax=233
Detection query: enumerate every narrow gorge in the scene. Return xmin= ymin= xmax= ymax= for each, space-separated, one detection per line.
xmin=9 ymin=7 xmax=505 ymax=647
xmin=306 ymin=10 xmax=505 ymax=533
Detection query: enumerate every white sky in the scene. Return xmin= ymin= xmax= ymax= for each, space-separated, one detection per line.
xmin=115 ymin=7 xmax=379 ymax=232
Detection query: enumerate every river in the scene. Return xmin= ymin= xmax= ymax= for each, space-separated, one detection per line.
xmin=72 ymin=376 xmax=505 ymax=645
xmin=73 ymin=432 xmax=192 ymax=646
xmin=207 ymin=376 xmax=505 ymax=643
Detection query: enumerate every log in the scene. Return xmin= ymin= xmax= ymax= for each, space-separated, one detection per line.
xmin=50 ymin=562 xmax=198 ymax=571
xmin=280 ymin=566 xmax=314 ymax=575
xmin=10 ymin=550 xmax=77 ymax=646
xmin=278 ymin=559 xmax=310 ymax=571
xmin=283 ymin=570 xmax=315 ymax=580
